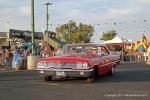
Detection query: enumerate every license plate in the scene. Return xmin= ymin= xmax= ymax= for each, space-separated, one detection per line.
xmin=56 ymin=71 xmax=65 ymax=76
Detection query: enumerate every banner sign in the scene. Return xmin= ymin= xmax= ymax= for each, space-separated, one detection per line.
xmin=9 ymin=29 xmax=43 ymax=39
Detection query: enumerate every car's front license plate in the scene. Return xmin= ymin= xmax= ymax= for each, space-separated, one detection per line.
xmin=56 ymin=71 xmax=65 ymax=76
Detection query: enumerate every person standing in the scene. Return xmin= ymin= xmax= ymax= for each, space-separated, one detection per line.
xmin=0 ymin=50 xmax=3 ymax=67
xmin=12 ymin=49 xmax=20 ymax=69
xmin=143 ymin=50 xmax=148 ymax=62
xmin=1 ymin=50 xmax=5 ymax=66
xmin=55 ymin=46 xmax=62 ymax=55
xmin=146 ymin=46 xmax=150 ymax=64
xmin=4 ymin=49 xmax=10 ymax=68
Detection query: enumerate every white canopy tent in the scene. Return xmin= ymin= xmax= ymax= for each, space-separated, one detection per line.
xmin=103 ymin=36 xmax=129 ymax=45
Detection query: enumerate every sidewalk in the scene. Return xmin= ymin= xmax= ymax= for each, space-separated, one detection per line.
xmin=0 ymin=67 xmax=5 ymax=72
xmin=120 ymin=61 xmax=150 ymax=67
xmin=0 ymin=66 xmax=23 ymax=72
xmin=0 ymin=66 xmax=14 ymax=72
xmin=0 ymin=66 xmax=36 ymax=73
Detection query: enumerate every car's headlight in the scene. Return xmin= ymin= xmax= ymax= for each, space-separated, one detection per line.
xmin=76 ymin=62 xmax=88 ymax=69
xmin=37 ymin=62 xmax=48 ymax=68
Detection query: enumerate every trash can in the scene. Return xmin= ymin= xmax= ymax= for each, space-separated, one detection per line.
xmin=27 ymin=56 xmax=39 ymax=70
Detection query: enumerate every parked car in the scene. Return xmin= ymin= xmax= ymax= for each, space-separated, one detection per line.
xmin=110 ymin=51 xmax=121 ymax=64
xmin=36 ymin=43 xmax=119 ymax=83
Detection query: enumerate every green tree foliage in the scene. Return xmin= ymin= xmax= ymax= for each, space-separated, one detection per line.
xmin=56 ymin=20 xmax=94 ymax=43
xmin=100 ymin=29 xmax=117 ymax=41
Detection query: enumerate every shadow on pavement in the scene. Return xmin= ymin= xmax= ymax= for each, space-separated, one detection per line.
xmin=96 ymin=63 xmax=150 ymax=83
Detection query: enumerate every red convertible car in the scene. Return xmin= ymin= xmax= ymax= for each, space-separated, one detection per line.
xmin=36 ymin=43 xmax=120 ymax=83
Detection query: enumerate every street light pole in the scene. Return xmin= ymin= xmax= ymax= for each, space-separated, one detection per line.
xmin=6 ymin=21 xmax=10 ymax=47
xmin=31 ymin=0 xmax=35 ymax=55
xmin=44 ymin=1 xmax=52 ymax=42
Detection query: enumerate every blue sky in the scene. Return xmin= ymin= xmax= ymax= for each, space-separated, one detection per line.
xmin=0 ymin=0 xmax=150 ymax=43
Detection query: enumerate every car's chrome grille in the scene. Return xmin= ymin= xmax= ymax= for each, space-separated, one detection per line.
xmin=48 ymin=62 xmax=76 ymax=69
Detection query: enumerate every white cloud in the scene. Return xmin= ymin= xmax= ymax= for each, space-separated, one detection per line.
xmin=107 ymin=8 xmax=134 ymax=16
xmin=136 ymin=0 xmax=150 ymax=4
xmin=0 ymin=0 xmax=150 ymax=42
xmin=17 ymin=6 xmax=30 ymax=16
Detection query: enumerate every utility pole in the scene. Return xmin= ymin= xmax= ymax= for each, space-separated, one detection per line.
xmin=31 ymin=0 xmax=35 ymax=55
xmin=6 ymin=21 xmax=10 ymax=47
xmin=43 ymin=1 xmax=52 ymax=41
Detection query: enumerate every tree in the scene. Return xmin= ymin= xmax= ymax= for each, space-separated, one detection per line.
xmin=56 ymin=20 xmax=94 ymax=43
xmin=100 ymin=29 xmax=117 ymax=41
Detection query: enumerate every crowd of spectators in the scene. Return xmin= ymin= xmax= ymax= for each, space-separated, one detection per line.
xmin=124 ymin=48 xmax=149 ymax=62
xmin=0 ymin=41 xmax=61 ymax=70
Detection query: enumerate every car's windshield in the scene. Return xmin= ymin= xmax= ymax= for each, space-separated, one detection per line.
xmin=60 ymin=44 xmax=98 ymax=55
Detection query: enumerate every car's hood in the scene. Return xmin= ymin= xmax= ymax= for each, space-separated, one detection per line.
xmin=39 ymin=54 xmax=98 ymax=62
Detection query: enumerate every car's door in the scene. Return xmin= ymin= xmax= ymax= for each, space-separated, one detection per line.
xmin=97 ymin=46 xmax=112 ymax=74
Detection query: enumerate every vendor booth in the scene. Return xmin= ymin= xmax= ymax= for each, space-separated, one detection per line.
xmin=103 ymin=36 xmax=130 ymax=61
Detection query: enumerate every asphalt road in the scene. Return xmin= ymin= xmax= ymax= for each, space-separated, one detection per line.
xmin=0 ymin=62 xmax=150 ymax=100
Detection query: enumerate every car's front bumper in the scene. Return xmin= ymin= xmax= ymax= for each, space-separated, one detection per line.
xmin=36 ymin=68 xmax=93 ymax=77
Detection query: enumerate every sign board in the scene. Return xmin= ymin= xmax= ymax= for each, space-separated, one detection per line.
xmin=9 ymin=29 xmax=43 ymax=39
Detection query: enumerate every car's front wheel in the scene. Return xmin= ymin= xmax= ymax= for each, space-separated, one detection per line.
xmin=107 ymin=66 xmax=114 ymax=76
xmin=43 ymin=75 xmax=52 ymax=81
xmin=86 ymin=68 xmax=96 ymax=83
